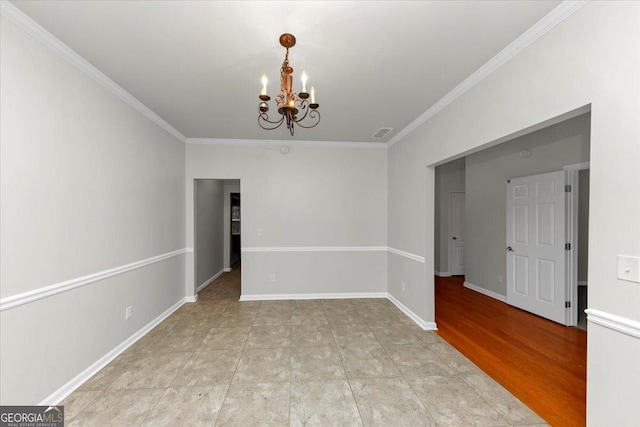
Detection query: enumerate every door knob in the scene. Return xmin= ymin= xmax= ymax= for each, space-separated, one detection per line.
xmin=452 ymin=237 xmax=457 ymax=240
xmin=506 ymin=246 xmax=514 ymax=252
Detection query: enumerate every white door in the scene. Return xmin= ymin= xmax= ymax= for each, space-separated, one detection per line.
xmin=450 ymin=192 xmax=465 ymax=276
xmin=506 ymin=171 xmax=567 ymax=325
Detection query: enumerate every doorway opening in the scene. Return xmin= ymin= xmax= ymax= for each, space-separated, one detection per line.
xmin=433 ymin=111 xmax=590 ymax=424
xmin=193 ymin=179 xmax=241 ymax=301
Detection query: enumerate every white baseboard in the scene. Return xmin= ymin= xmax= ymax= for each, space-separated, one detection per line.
xmin=223 ymin=267 xmax=232 ymax=273
xmin=239 ymin=291 xmax=436 ymax=331
xmin=40 ymin=297 xmax=186 ymax=405
xmin=463 ymin=281 xmax=507 ymax=303
xmin=435 ymin=271 xmax=451 ymax=277
xmin=239 ymin=292 xmax=387 ymax=301
xmin=196 ymin=269 xmax=225 ymax=292
xmin=185 ymin=295 xmax=198 ymax=303
xmin=386 ymin=293 xmax=437 ymax=331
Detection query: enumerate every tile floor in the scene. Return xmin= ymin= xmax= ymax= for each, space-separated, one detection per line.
xmin=62 ymin=294 xmax=547 ymax=425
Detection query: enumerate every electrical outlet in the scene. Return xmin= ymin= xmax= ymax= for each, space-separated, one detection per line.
xmin=401 ymin=282 xmax=406 ymax=292
xmin=498 ymin=275 xmax=504 ymax=284
xmin=125 ymin=306 xmax=132 ymax=320
xmin=269 ymin=274 xmax=276 ymax=282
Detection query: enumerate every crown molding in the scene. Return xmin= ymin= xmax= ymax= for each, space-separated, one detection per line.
xmin=186 ymin=138 xmax=387 ymax=149
xmin=387 ymin=0 xmax=588 ymax=148
xmin=0 ymin=1 xmax=187 ymax=143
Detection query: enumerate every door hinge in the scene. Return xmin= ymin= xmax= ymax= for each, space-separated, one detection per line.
xmin=565 ymin=301 xmax=571 ymax=308
xmin=565 ymin=243 xmax=571 ymax=250
xmin=565 ymin=185 xmax=572 ymax=192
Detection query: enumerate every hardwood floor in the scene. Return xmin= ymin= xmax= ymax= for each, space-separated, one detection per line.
xmin=435 ymin=276 xmax=587 ymax=427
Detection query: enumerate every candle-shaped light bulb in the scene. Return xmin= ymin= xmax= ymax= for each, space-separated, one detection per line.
xmin=261 ymin=73 xmax=268 ymax=95
xmin=285 ymin=74 xmax=293 ymax=93
xmin=301 ymin=71 xmax=308 ymax=93
xmin=310 ymin=86 xmax=316 ymax=104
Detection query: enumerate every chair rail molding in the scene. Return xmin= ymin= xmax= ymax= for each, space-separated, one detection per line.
xmin=586 ymin=309 xmax=640 ymax=340
xmin=0 ymin=248 xmax=190 ymax=311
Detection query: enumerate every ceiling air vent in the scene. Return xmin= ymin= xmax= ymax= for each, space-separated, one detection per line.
xmin=372 ymin=127 xmax=393 ymax=138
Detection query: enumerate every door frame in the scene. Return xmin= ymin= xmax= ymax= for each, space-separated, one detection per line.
xmin=192 ymin=178 xmax=241 ymax=299
xmin=449 ymin=191 xmax=465 ymax=275
xmin=564 ymin=161 xmax=590 ymax=326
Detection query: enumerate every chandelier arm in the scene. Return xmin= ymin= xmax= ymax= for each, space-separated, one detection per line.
xmin=293 ymin=110 xmax=321 ymax=129
xmin=258 ymin=113 xmax=285 ymax=130
xmin=292 ymin=99 xmax=310 ymax=122
xmin=258 ymin=111 xmax=286 ymax=125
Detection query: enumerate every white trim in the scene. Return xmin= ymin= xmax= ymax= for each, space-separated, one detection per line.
xmin=387 ymin=0 xmax=588 ymax=147
xmin=186 ymin=138 xmax=387 ymax=149
xmin=185 ymin=295 xmax=198 ymax=303
xmin=387 ymin=293 xmax=437 ymax=331
xmin=463 ymin=281 xmax=507 ymax=303
xmin=434 ymin=271 xmax=451 ymax=277
xmin=449 ymin=191 xmax=465 ymax=276
xmin=387 ymin=247 xmax=426 ymax=263
xmin=240 ymin=246 xmax=425 ymax=264
xmin=238 ymin=291 xmax=436 ymax=331
xmin=223 ymin=267 xmax=232 ymax=273
xmin=185 ymin=247 xmax=194 ymax=253
xmin=0 ymin=249 xmax=189 ymax=311
xmin=196 ymin=269 xmax=225 ymax=292
xmin=0 ymin=1 xmax=187 ymax=143
xmin=563 ymin=161 xmax=591 ymax=171
xmin=241 ymin=246 xmax=388 ymax=253
xmin=39 ymin=297 xmax=185 ymax=405
xmin=240 ymin=292 xmax=388 ymax=301
xmin=566 ymin=169 xmax=580 ymax=326
xmin=586 ymin=309 xmax=640 ymax=340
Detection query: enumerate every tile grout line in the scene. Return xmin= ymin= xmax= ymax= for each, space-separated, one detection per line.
xmin=329 ymin=301 xmax=367 ymax=426
xmin=63 ymin=295 xmax=537 ymax=425
xmin=213 ymin=299 xmax=261 ymax=427
xmin=378 ymin=328 xmax=441 ymax=426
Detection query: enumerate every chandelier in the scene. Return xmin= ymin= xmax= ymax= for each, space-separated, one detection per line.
xmin=258 ymin=33 xmax=320 ymax=136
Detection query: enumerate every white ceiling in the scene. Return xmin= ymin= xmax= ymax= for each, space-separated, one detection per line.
xmin=12 ymin=1 xmax=562 ymax=143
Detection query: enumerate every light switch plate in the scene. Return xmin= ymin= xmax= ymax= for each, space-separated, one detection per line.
xmin=617 ymin=255 xmax=640 ymax=283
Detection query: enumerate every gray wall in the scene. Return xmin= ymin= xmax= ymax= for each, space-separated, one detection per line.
xmin=434 ymin=158 xmax=465 ymax=274
xmin=465 ymin=113 xmax=590 ymax=296
xmin=195 ymin=180 xmax=225 ymax=288
xmin=387 ymin=3 xmax=640 ymax=421
xmin=578 ymin=169 xmax=590 ymax=283
xmin=185 ymin=143 xmax=388 ymax=297
xmin=0 ymin=16 xmax=186 ymax=404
